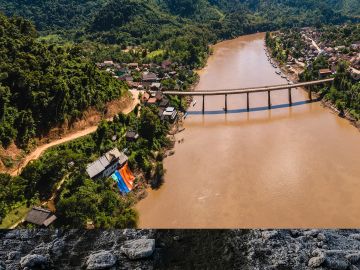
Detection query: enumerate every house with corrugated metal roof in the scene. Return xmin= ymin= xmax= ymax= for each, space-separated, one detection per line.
xmin=25 ymin=207 xmax=57 ymax=227
xmin=86 ymin=148 xmax=128 ymax=179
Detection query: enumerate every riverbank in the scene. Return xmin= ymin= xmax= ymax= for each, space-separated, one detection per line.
xmin=265 ymin=34 xmax=360 ymax=133
xmin=0 ymin=86 xmax=194 ymax=229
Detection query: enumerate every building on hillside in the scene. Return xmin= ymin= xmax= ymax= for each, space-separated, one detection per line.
xmin=25 ymin=207 xmax=57 ymax=227
xmin=86 ymin=148 xmax=128 ymax=179
xmin=150 ymin=82 xmax=161 ymax=91
xmin=142 ymin=72 xmax=158 ymax=87
xmin=103 ymin=60 xmax=115 ymax=66
xmin=141 ymin=92 xmax=150 ymax=104
xmin=161 ymin=60 xmax=172 ymax=70
xmin=146 ymin=97 xmax=158 ymax=106
xmin=349 ymin=67 xmax=360 ymax=81
xmin=126 ymin=131 xmax=139 ymax=142
xmin=128 ymin=63 xmax=139 ymax=69
xmin=155 ymin=91 xmax=163 ymax=101
xmin=158 ymin=98 xmax=170 ymax=109
xmin=350 ymin=42 xmax=360 ymax=51
xmin=319 ymin=68 xmax=332 ymax=78
xmin=162 ymin=107 xmax=178 ymax=122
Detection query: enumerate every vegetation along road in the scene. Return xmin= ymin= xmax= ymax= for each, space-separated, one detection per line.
xmin=9 ymin=90 xmax=140 ymax=177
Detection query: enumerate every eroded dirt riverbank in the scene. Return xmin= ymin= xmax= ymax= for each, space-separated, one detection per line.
xmin=136 ymin=33 xmax=360 ymax=228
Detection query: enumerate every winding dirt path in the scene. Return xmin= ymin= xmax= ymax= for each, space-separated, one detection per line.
xmin=9 ymin=90 xmax=140 ymax=177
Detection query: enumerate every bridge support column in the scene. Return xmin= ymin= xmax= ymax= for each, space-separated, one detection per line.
xmin=224 ymin=94 xmax=228 ymax=113
xmin=288 ymin=88 xmax=292 ymax=106
xmin=309 ymin=88 xmax=312 ymax=101
xmin=247 ymin=92 xmax=250 ymax=111
xmin=268 ymin=91 xmax=271 ymax=109
xmin=202 ymin=95 xmax=205 ymax=114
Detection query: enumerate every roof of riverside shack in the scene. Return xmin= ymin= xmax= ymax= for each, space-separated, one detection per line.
xmin=105 ymin=148 xmax=122 ymax=162
xmin=319 ymin=68 xmax=331 ymax=73
xmin=86 ymin=148 xmax=126 ymax=178
xmin=118 ymin=152 xmax=129 ymax=165
xmin=43 ymin=215 xmax=57 ymax=227
xmin=151 ymin=82 xmax=161 ymax=88
xmin=25 ymin=207 xmax=54 ymax=226
xmin=126 ymin=131 xmax=139 ymax=138
xmin=142 ymin=72 xmax=158 ymax=81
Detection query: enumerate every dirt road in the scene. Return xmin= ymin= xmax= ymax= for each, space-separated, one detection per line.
xmin=9 ymin=90 xmax=140 ymax=176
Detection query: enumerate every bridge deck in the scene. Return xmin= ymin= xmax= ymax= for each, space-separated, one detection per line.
xmin=162 ymin=78 xmax=334 ymax=96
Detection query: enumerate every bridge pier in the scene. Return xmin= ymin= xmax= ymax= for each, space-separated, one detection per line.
xmin=247 ymin=92 xmax=250 ymax=111
xmin=161 ymin=78 xmax=333 ymax=113
xmin=224 ymin=94 xmax=228 ymax=113
xmin=202 ymin=95 xmax=205 ymax=114
xmin=288 ymin=88 xmax=292 ymax=106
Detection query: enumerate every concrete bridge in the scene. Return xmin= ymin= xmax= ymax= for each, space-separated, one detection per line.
xmin=162 ymin=78 xmax=334 ymax=113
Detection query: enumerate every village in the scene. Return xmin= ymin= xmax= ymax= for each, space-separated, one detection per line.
xmin=269 ymin=26 xmax=360 ymax=81
xmin=96 ymin=59 xmax=197 ymax=121
xmin=16 ymin=59 xmax=193 ymax=229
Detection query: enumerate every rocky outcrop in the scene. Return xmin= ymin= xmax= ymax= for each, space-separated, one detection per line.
xmin=0 ymin=260 xmax=5 ymax=270
xmin=121 ymin=239 xmax=155 ymax=260
xmin=0 ymin=230 xmax=155 ymax=270
xmin=20 ymin=254 xmax=49 ymax=269
xmin=1 ymin=230 xmax=360 ymax=269
xmin=86 ymin=251 xmax=116 ymax=270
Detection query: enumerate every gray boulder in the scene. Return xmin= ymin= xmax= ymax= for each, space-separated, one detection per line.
xmin=121 ymin=239 xmax=155 ymax=260
xmin=325 ymin=257 xmax=349 ymax=270
xmin=7 ymin=251 xmax=21 ymax=260
xmin=86 ymin=251 xmax=116 ymax=270
xmin=0 ymin=261 xmax=5 ymax=270
xmin=350 ymin=234 xmax=360 ymax=241
xmin=50 ymin=239 xmax=65 ymax=259
xmin=346 ymin=252 xmax=360 ymax=264
xmin=308 ymin=256 xmax=325 ymax=268
xmin=20 ymin=254 xmax=48 ymax=269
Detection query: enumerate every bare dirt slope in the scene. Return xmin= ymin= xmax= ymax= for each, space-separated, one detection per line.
xmin=5 ymin=90 xmax=140 ymax=176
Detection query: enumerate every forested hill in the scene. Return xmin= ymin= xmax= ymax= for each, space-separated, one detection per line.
xmin=0 ymin=0 xmax=358 ymax=39
xmin=211 ymin=0 xmax=360 ymax=16
xmin=0 ymin=13 xmax=126 ymax=149
xmin=86 ymin=0 xmax=359 ymax=45
xmin=0 ymin=0 xmax=110 ymax=32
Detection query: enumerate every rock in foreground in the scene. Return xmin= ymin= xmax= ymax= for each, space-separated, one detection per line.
xmin=86 ymin=251 xmax=117 ymax=270
xmin=20 ymin=254 xmax=48 ymax=269
xmin=121 ymin=239 xmax=155 ymax=260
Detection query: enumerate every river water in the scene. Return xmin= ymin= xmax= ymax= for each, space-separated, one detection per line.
xmin=136 ymin=33 xmax=360 ymax=228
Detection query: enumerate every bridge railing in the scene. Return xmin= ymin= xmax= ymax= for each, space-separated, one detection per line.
xmin=161 ymin=78 xmax=334 ymax=96
xmin=150 ymin=78 xmax=334 ymax=113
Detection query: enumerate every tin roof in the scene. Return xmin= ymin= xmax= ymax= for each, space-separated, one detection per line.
xmin=86 ymin=148 xmax=128 ymax=178
xmin=25 ymin=207 xmax=56 ymax=226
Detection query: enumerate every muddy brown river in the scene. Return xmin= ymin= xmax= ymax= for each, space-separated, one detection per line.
xmin=136 ymin=33 xmax=360 ymax=228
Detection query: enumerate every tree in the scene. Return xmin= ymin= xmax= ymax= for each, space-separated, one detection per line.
xmin=139 ymin=106 xmax=162 ymax=144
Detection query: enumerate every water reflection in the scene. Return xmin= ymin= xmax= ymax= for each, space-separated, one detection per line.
xmin=187 ymin=99 xmax=319 ymax=115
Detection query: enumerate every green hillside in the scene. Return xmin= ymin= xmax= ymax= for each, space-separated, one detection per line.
xmin=0 ymin=13 xmax=126 ymax=148
xmin=0 ymin=0 xmax=358 ymax=39
xmin=0 ymin=0 xmax=109 ymax=32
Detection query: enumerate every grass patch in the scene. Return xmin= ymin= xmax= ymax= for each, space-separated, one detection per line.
xmin=0 ymin=203 xmax=32 ymax=229
xmin=146 ymin=49 xmax=165 ymax=59
xmin=37 ymin=34 xmax=63 ymax=43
